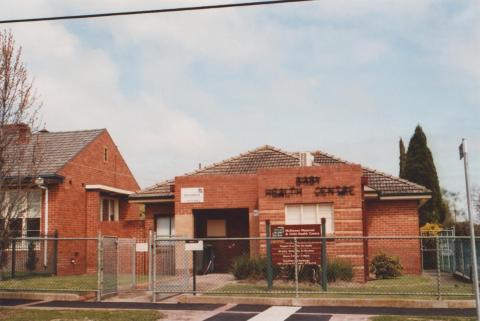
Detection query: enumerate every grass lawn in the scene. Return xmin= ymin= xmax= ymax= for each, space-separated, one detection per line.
xmin=370 ymin=316 xmax=475 ymax=321
xmin=0 ymin=309 xmax=163 ymax=321
xmin=210 ymin=275 xmax=474 ymax=299
xmin=0 ymin=274 xmax=98 ymax=291
xmin=0 ymin=273 xmax=143 ymax=292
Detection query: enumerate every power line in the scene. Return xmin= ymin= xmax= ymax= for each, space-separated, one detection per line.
xmin=0 ymin=0 xmax=316 ymax=24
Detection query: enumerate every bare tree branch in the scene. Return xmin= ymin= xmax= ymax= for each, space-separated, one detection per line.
xmin=0 ymin=29 xmax=43 ymax=272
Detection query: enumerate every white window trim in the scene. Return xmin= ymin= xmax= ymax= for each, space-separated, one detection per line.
xmin=285 ymin=204 xmax=334 ymax=234
xmin=1 ymin=190 xmax=42 ymax=238
xmin=100 ymin=197 xmax=119 ymax=222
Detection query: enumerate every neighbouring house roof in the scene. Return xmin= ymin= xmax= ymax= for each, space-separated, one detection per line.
xmin=132 ymin=145 xmax=431 ymax=200
xmin=10 ymin=129 xmax=105 ymax=178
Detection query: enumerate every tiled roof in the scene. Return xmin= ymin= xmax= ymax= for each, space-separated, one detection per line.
xmin=135 ymin=179 xmax=175 ymax=198
xmin=188 ymin=145 xmax=300 ymax=175
xmin=9 ymin=129 xmax=104 ymax=177
xmin=133 ymin=145 xmax=431 ymax=198
xmin=310 ymin=151 xmax=431 ymax=196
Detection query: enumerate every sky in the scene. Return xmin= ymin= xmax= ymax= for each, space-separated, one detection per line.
xmin=1 ymin=0 xmax=479 ymax=200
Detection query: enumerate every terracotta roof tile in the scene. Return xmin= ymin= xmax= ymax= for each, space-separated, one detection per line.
xmin=133 ymin=145 xmax=431 ymax=198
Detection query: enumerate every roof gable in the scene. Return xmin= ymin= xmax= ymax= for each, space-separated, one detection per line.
xmin=13 ymin=129 xmax=105 ymax=177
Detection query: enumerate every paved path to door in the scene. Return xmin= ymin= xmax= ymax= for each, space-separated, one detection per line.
xmin=0 ymin=299 xmax=476 ymax=321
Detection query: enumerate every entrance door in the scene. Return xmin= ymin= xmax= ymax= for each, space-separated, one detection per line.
xmin=194 ymin=208 xmax=249 ymax=273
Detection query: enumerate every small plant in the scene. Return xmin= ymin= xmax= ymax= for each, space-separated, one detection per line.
xmin=370 ymin=252 xmax=403 ymax=279
xmin=326 ymin=259 xmax=354 ymax=283
xmin=231 ymin=255 xmax=278 ymax=280
xmin=231 ymin=255 xmax=251 ymax=280
xmin=25 ymin=241 xmax=38 ymax=272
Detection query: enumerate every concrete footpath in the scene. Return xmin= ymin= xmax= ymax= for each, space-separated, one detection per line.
xmin=0 ymin=299 xmax=477 ymax=321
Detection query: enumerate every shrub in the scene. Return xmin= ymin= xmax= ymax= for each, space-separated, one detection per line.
xmin=326 ymin=259 xmax=354 ymax=283
xmin=231 ymin=255 xmax=252 ymax=280
xmin=370 ymin=253 xmax=403 ymax=279
xmin=231 ymin=255 xmax=278 ymax=280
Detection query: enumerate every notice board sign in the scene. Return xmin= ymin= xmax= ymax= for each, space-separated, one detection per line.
xmin=270 ymin=224 xmax=321 ymax=265
xmin=181 ymin=187 xmax=204 ymax=203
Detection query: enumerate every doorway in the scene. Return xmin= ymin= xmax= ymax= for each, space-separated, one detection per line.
xmin=193 ymin=208 xmax=249 ymax=273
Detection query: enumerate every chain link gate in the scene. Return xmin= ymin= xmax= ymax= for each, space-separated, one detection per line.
xmin=152 ymin=237 xmax=191 ymax=301
xmin=99 ymin=236 xmax=118 ymax=299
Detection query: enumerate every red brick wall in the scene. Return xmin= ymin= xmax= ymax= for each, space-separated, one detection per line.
xmin=175 ymin=175 xmax=258 ymax=238
xmin=366 ymin=199 xmax=421 ymax=274
xmin=257 ymin=165 xmax=366 ymax=282
xmin=40 ymin=130 xmax=142 ymax=275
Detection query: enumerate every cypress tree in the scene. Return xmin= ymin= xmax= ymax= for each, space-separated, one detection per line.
xmin=399 ymin=138 xmax=407 ymax=178
xmin=404 ymin=125 xmax=447 ymax=225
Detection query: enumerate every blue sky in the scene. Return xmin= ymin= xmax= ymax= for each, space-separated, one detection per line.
xmin=2 ymin=0 xmax=479 ymax=202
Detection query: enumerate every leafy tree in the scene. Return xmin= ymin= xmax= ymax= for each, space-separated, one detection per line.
xmin=399 ymin=138 xmax=407 ymax=178
xmin=404 ymin=125 xmax=447 ymax=225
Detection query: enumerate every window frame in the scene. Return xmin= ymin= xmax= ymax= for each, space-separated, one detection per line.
xmin=155 ymin=215 xmax=175 ymax=237
xmin=1 ymin=190 xmax=42 ymax=238
xmin=99 ymin=197 xmax=119 ymax=222
xmin=285 ymin=203 xmax=334 ymax=234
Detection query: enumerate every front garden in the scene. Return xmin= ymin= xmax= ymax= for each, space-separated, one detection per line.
xmin=210 ymin=253 xmax=474 ymax=299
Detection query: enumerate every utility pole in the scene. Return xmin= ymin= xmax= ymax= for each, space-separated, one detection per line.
xmin=459 ymin=138 xmax=480 ymax=320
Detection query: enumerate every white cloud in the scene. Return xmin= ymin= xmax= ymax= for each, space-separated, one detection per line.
xmin=1 ymin=0 xmax=479 ymax=192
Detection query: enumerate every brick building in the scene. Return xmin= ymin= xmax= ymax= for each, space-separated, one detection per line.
xmin=131 ymin=145 xmax=431 ymax=281
xmin=3 ymin=126 xmax=143 ymax=275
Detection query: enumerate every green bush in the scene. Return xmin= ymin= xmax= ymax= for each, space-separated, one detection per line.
xmin=370 ymin=253 xmax=403 ymax=279
xmin=326 ymin=259 xmax=354 ymax=283
xmin=231 ymin=256 xmax=251 ymax=280
xmin=231 ymin=255 xmax=278 ymax=280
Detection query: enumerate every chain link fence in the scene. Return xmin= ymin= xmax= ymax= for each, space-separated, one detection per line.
xmin=152 ymin=236 xmax=478 ymax=299
xmin=0 ymin=236 xmax=99 ymax=294
xmin=0 ymin=235 xmax=478 ymax=301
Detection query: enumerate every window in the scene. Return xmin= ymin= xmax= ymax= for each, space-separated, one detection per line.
xmin=104 ymin=147 xmax=108 ymax=162
xmin=285 ymin=204 xmax=334 ymax=234
xmin=100 ymin=198 xmax=119 ymax=221
xmin=0 ymin=190 xmax=42 ymax=237
xmin=156 ymin=216 xmax=175 ymax=237
xmin=207 ymin=219 xmax=226 ymax=237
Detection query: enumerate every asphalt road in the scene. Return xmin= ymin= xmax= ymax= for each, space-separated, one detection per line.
xmin=0 ymin=299 xmax=476 ymax=321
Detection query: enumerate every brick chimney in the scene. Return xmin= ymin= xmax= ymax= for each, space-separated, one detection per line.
xmin=2 ymin=123 xmax=31 ymax=144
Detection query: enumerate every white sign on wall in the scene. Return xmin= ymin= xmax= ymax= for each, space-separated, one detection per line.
xmin=136 ymin=243 xmax=148 ymax=252
xmin=181 ymin=187 xmax=204 ymax=203
xmin=185 ymin=240 xmax=204 ymax=251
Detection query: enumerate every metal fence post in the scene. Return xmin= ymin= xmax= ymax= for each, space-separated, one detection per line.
xmin=53 ymin=230 xmax=58 ymax=275
xmin=11 ymin=239 xmax=16 ymax=279
xmin=266 ymin=220 xmax=273 ymax=290
xmin=436 ymin=236 xmax=441 ymax=300
xmin=294 ymin=237 xmax=299 ymax=298
xmin=97 ymin=233 xmax=102 ymax=302
xmin=193 ymin=249 xmax=197 ymax=295
xmin=321 ymin=218 xmax=327 ymax=291
xmin=152 ymin=232 xmax=157 ymax=303
xmin=132 ymin=238 xmax=136 ymax=289
xmin=148 ymin=231 xmax=153 ymax=291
